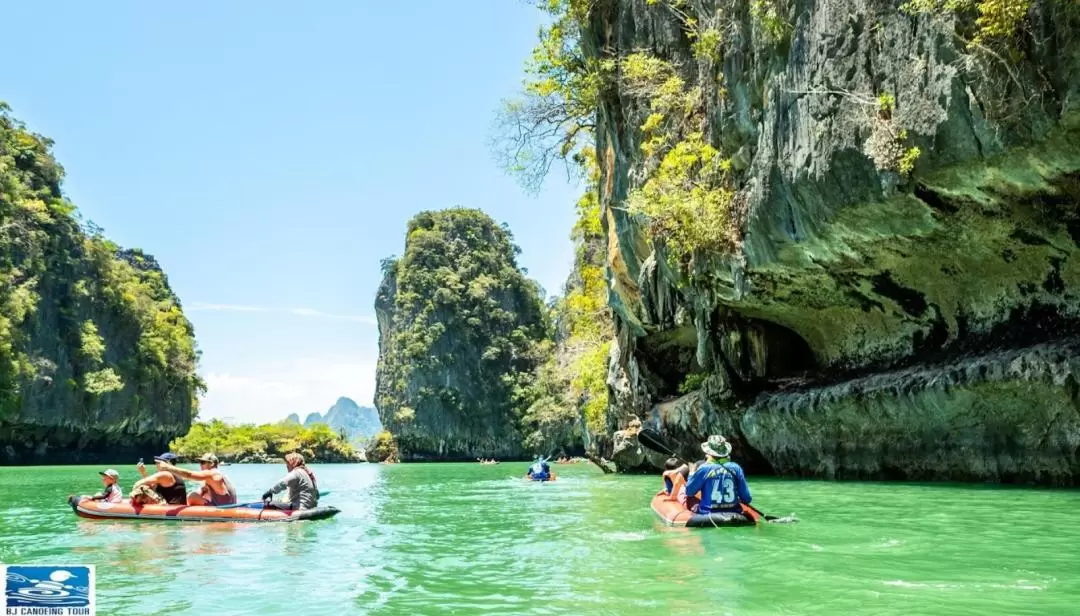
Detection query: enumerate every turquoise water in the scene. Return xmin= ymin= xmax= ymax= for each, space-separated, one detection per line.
xmin=1 ymin=463 xmax=1079 ymax=615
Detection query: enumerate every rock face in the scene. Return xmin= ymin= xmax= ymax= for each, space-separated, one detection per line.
xmin=302 ymin=397 xmax=382 ymax=446
xmin=585 ymin=0 xmax=1080 ymax=483
xmin=374 ymin=208 xmax=548 ymax=460
xmin=0 ymin=106 xmax=202 ymax=464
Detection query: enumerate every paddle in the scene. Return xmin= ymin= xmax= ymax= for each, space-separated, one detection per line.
xmin=636 ymin=428 xmax=792 ymax=523
xmin=216 ymin=490 xmax=330 ymax=509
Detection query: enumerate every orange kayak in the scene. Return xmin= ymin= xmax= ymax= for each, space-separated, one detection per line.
xmin=650 ymin=492 xmax=756 ymax=528
xmin=68 ymin=496 xmax=339 ymax=522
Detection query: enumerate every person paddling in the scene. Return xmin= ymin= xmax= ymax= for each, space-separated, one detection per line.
xmin=155 ymin=453 xmax=237 ymax=506
xmin=130 ymin=453 xmax=188 ymax=505
xmin=262 ymin=453 xmax=319 ymax=510
xmin=526 ymin=456 xmax=552 ymax=481
xmin=684 ymin=435 xmax=754 ymax=519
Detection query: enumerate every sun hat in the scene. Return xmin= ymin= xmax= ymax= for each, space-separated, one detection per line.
xmin=196 ymin=453 xmax=219 ymax=465
xmin=701 ymin=435 xmax=732 ymax=459
xmin=99 ymin=469 xmax=119 ymax=479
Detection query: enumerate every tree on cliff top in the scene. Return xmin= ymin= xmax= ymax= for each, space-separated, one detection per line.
xmin=374 ymin=208 xmax=549 ymax=458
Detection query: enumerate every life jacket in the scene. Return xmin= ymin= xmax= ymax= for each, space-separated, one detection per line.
xmin=299 ymin=466 xmax=318 ymax=493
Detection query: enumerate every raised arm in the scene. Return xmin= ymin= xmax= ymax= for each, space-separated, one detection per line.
xmin=156 ymin=461 xmax=217 ymax=482
xmin=132 ymin=470 xmax=172 ymax=490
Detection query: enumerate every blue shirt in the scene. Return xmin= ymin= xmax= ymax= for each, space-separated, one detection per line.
xmin=684 ymin=461 xmax=751 ymax=513
xmin=528 ymin=462 xmax=550 ymax=479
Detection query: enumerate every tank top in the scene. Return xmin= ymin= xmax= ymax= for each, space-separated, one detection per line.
xmin=155 ymin=472 xmax=188 ymax=505
xmin=207 ymin=474 xmax=237 ymax=506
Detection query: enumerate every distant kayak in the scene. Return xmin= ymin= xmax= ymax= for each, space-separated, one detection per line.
xmin=526 ymin=473 xmax=557 ymax=482
xmin=68 ymin=496 xmax=339 ymax=522
xmin=650 ymin=492 xmax=756 ymax=528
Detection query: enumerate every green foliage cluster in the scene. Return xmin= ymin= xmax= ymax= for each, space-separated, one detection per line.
xmin=678 ymin=372 xmax=708 ymax=394
xmin=521 ymin=149 xmax=614 ymax=447
xmin=366 ymin=430 xmax=399 ymax=463
xmin=901 ymin=0 xmax=1032 ymax=46
xmin=375 ymin=208 xmax=549 ymax=455
xmin=0 ymin=103 xmax=203 ymax=423
xmin=864 ymin=93 xmax=922 ymax=177
xmin=170 ymin=419 xmax=358 ymax=463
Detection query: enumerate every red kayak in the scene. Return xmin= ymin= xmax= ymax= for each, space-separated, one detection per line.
xmin=68 ymin=496 xmax=339 ymax=522
xmin=650 ymin=492 xmax=757 ymax=528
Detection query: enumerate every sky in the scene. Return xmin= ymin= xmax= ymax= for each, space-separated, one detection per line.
xmin=0 ymin=1 xmax=581 ymax=424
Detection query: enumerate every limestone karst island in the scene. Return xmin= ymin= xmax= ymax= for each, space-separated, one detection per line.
xmin=1 ymin=1 xmax=1078 ymax=614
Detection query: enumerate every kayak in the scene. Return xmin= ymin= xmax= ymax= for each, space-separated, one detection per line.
xmin=526 ymin=473 xmax=557 ymax=482
xmin=67 ymin=496 xmax=340 ymax=522
xmin=650 ymin=492 xmax=756 ymax=528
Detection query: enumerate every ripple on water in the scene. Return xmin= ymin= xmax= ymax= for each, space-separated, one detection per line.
xmin=3 ymin=466 xmax=1080 ymax=615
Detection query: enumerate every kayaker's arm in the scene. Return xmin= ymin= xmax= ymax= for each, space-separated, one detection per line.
xmin=156 ymin=461 xmax=216 ymax=481
xmin=264 ymin=470 xmax=296 ymax=499
xmin=132 ymin=470 xmax=171 ymax=490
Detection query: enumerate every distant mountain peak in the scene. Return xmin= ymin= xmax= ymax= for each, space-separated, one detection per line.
xmin=291 ymin=397 xmax=382 ymax=446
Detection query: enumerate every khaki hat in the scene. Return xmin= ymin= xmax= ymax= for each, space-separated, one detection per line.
xmin=99 ymin=469 xmax=120 ymax=479
xmin=196 ymin=453 xmax=219 ymax=465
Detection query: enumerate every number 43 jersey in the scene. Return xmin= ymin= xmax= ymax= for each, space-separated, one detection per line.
xmin=684 ymin=461 xmax=752 ymax=514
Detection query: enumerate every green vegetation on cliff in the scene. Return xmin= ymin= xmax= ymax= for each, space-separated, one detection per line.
xmin=520 ymin=149 xmax=613 ymax=449
xmin=170 ymin=419 xmax=358 ymax=463
xmin=365 ymin=430 xmax=399 ymax=463
xmin=374 ymin=208 xmax=549 ymax=459
xmin=0 ymin=103 xmax=203 ymax=462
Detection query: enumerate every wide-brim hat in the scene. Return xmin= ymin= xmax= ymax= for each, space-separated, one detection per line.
xmin=701 ymin=435 xmax=732 ymax=459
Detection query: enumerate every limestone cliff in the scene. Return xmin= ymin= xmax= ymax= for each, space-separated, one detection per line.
xmin=580 ymin=0 xmax=1080 ymax=483
xmin=374 ymin=208 xmax=548 ymax=460
xmin=0 ymin=105 xmax=203 ymax=463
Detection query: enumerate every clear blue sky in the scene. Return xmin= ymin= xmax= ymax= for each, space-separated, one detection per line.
xmin=1 ymin=1 xmax=580 ymax=423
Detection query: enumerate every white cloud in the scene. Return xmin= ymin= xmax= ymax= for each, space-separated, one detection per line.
xmin=198 ymin=356 xmax=377 ymax=424
xmin=188 ymin=302 xmax=376 ymax=325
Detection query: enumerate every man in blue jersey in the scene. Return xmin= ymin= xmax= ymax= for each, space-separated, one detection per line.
xmin=684 ymin=435 xmax=752 ymax=515
xmin=526 ymin=456 xmax=552 ymax=481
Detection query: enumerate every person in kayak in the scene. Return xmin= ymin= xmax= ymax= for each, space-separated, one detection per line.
xmin=684 ymin=435 xmax=752 ymax=515
xmin=526 ymin=456 xmax=552 ymax=481
xmin=130 ymin=453 xmax=188 ymax=505
xmin=155 ymin=453 xmax=237 ymax=506
xmin=662 ymin=458 xmax=689 ymax=502
xmin=262 ymin=452 xmax=319 ymax=510
xmin=86 ymin=469 xmax=123 ymax=503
